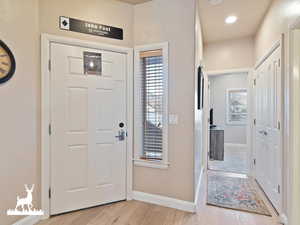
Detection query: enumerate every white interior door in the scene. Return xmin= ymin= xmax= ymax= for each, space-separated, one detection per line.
xmin=254 ymin=46 xmax=282 ymax=212
xmin=50 ymin=43 xmax=127 ymax=215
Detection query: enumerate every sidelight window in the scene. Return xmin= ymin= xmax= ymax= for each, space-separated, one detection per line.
xmin=134 ymin=43 xmax=169 ymax=167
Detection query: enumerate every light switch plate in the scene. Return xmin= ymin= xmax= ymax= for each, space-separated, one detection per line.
xmin=169 ymin=114 xmax=178 ymax=125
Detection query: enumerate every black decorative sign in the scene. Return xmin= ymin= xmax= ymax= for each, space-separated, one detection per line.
xmin=59 ymin=16 xmax=123 ymax=40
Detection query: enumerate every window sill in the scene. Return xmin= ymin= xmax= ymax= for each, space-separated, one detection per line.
xmin=133 ymin=159 xmax=170 ymax=169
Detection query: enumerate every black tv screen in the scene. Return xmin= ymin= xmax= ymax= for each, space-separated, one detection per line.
xmin=210 ymin=108 xmax=213 ymax=125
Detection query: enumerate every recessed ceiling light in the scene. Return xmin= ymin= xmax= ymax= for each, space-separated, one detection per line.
xmin=225 ymin=16 xmax=238 ymax=24
xmin=208 ymin=0 xmax=223 ymax=5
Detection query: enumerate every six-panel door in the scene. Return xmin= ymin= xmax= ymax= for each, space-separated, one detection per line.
xmin=50 ymin=43 xmax=127 ymax=215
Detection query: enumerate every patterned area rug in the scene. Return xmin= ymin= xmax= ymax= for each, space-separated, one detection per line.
xmin=207 ymin=173 xmax=271 ymax=216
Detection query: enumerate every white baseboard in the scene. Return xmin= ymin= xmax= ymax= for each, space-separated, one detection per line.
xmin=194 ymin=166 xmax=204 ymax=209
xmin=279 ymin=213 xmax=288 ymax=225
xmin=12 ymin=216 xmax=41 ymax=225
xmin=224 ymin=143 xmax=247 ymax=148
xmin=132 ymin=191 xmax=196 ymax=213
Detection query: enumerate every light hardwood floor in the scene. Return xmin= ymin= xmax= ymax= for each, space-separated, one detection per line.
xmin=37 ymin=173 xmax=280 ymax=225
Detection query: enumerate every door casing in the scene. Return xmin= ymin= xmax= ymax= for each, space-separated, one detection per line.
xmin=41 ymin=34 xmax=133 ymax=218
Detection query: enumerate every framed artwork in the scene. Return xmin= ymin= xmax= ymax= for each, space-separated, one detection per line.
xmin=201 ymin=73 xmax=204 ymax=109
xmin=226 ymin=88 xmax=247 ymax=125
xmin=197 ymin=66 xmax=204 ymax=110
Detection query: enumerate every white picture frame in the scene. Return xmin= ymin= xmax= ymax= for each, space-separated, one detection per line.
xmin=226 ymin=88 xmax=248 ymax=125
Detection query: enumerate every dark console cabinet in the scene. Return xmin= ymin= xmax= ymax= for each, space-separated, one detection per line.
xmin=209 ymin=127 xmax=224 ymax=161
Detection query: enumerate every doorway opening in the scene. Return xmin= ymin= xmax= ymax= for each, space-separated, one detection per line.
xmin=207 ymin=71 xmax=251 ymax=175
xmin=204 ymin=69 xmax=275 ymax=216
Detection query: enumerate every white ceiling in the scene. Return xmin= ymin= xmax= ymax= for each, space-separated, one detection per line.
xmin=117 ymin=0 xmax=151 ymax=4
xmin=199 ymin=0 xmax=273 ymax=43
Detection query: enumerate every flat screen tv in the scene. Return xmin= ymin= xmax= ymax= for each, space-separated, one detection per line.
xmin=210 ymin=108 xmax=213 ymax=125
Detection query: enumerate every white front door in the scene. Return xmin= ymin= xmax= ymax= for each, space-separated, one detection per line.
xmin=50 ymin=43 xmax=127 ymax=215
xmin=254 ymin=46 xmax=282 ymax=212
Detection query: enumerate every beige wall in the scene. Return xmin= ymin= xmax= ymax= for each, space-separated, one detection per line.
xmin=254 ymin=0 xmax=300 ymax=222
xmin=0 ymin=1 xmax=201 ymax=223
xmin=0 ymin=0 xmax=39 ymax=224
xmin=39 ymin=0 xmax=134 ymax=47
xmin=204 ymin=37 xmax=254 ymax=71
xmin=291 ymin=29 xmax=300 ymax=225
xmin=194 ymin=0 xmax=204 ymax=192
xmin=133 ymin=0 xmax=196 ymax=202
xmin=254 ymin=0 xmax=300 ymax=61
xmin=1 ymin=1 xmax=134 ymax=224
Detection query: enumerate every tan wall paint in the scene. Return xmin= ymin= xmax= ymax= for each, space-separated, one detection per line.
xmin=254 ymin=0 xmax=300 ymax=221
xmin=194 ymin=0 xmax=204 ymax=192
xmin=1 ymin=1 xmax=134 ymax=224
xmin=0 ymin=1 xmax=201 ymax=223
xmin=203 ymin=37 xmax=254 ymax=71
xmin=254 ymin=0 xmax=300 ymax=61
xmin=0 ymin=0 xmax=39 ymax=224
xmin=39 ymin=0 xmax=134 ymax=47
xmin=290 ymin=29 xmax=300 ymax=225
xmin=133 ymin=0 xmax=196 ymax=202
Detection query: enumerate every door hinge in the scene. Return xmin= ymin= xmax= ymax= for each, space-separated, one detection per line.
xmin=48 ymin=60 xmax=51 ymax=71
xmin=278 ymin=121 xmax=281 ymax=130
xmin=49 ymin=188 xmax=51 ymax=199
xmin=49 ymin=124 xmax=52 ymax=135
xmin=253 ymin=79 xmax=256 ymax=86
xmin=253 ymin=158 xmax=256 ymax=165
xmin=278 ymin=185 xmax=281 ymax=194
xmin=254 ymin=119 xmax=256 ymax=126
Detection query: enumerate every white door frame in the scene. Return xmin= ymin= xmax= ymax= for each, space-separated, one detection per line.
xmin=204 ymin=68 xmax=253 ymax=175
xmin=41 ymin=34 xmax=133 ymax=218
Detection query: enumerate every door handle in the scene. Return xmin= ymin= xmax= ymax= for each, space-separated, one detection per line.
xmin=259 ymin=130 xmax=268 ymax=136
xmin=115 ymin=130 xmax=126 ymax=141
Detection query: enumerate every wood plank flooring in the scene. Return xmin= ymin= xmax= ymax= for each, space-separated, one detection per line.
xmin=37 ymin=172 xmax=280 ymax=225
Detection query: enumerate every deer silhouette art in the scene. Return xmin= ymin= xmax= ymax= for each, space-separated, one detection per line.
xmin=15 ymin=184 xmax=34 ymax=211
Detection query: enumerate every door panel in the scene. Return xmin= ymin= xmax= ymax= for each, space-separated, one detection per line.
xmin=67 ymin=87 xmax=88 ymax=131
xmin=254 ymin=47 xmax=282 ymax=212
xmin=50 ymin=43 xmax=127 ymax=215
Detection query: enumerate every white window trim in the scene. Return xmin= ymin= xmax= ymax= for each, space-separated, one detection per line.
xmin=133 ymin=42 xmax=169 ymax=168
xmin=226 ymin=88 xmax=248 ymax=126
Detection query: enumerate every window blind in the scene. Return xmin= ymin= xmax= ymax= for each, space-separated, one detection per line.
xmin=140 ymin=50 xmax=164 ymax=160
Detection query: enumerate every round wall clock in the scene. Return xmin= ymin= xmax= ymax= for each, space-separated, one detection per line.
xmin=0 ymin=40 xmax=16 ymax=84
